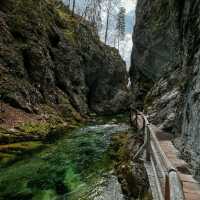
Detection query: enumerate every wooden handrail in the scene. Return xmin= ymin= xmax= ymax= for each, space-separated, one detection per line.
xmin=131 ymin=110 xmax=185 ymax=200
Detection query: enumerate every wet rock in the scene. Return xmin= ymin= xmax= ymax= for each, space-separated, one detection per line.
xmin=110 ymin=132 xmax=151 ymax=199
xmin=90 ymin=175 xmax=125 ymax=200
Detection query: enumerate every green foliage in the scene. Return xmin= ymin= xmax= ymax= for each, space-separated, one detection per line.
xmin=63 ymin=29 xmax=76 ymax=44
xmin=116 ymin=7 xmax=126 ymax=40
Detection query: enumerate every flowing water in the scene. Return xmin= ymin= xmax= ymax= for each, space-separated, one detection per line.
xmin=0 ymin=117 xmax=130 ymax=200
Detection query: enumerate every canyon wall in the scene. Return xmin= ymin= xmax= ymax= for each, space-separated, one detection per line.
xmin=130 ymin=0 xmax=200 ymax=180
xmin=0 ymin=0 xmax=129 ymax=143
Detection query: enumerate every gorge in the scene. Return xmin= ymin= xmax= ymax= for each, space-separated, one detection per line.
xmin=1 ymin=0 xmax=200 ymax=199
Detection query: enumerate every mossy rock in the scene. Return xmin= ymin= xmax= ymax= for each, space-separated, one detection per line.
xmin=0 ymin=141 xmax=43 ymax=166
xmin=17 ymin=122 xmax=51 ymax=136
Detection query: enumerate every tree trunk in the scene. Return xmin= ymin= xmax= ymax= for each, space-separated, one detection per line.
xmin=104 ymin=10 xmax=110 ymax=44
xmin=72 ymin=0 xmax=76 ymax=16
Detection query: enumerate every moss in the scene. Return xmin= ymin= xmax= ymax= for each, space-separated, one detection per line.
xmin=148 ymin=1 xmax=170 ymax=33
xmin=9 ymin=0 xmax=56 ymax=38
xmin=56 ymin=95 xmax=84 ymax=123
xmin=63 ymin=29 xmax=76 ymax=44
xmin=0 ymin=152 xmax=16 ymax=165
xmin=142 ymin=192 xmax=153 ymax=200
xmin=17 ymin=122 xmax=51 ymax=136
xmin=144 ymin=94 xmax=155 ymax=112
xmin=0 ymin=141 xmax=43 ymax=166
xmin=55 ymin=7 xmax=78 ymax=45
xmin=0 ymin=141 xmax=43 ymax=152
xmin=110 ymin=132 xmax=130 ymax=163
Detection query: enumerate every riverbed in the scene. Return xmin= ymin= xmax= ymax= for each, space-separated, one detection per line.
xmin=0 ymin=117 xmax=130 ymax=200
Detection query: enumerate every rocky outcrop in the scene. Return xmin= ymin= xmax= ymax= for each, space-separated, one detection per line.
xmin=130 ymin=0 xmax=200 ymax=180
xmin=90 ymin=175 xmax=125 ymax=200
xmin=0 ymin=0 xmax=129 ymax=123
xmin=178 ymin=0 xmax=200 ymax=179
xmin=130 ymin=0 xmax=180 ymax=109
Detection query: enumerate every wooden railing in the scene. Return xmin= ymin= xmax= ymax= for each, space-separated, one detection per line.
xmin=131 ymin=110 xmax=185 ymax=200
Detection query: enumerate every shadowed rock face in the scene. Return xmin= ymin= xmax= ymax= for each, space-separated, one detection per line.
xmin=130 ymin=0 xmax=181 ymax=109
xmin=0 ymin=0 xmax=129 ymax=119
xmin=130 ymin=0 xmax=200 ymax=180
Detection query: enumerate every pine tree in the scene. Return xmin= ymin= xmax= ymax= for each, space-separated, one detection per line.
xmin=116 ymin=7 xmax=126 ymax=49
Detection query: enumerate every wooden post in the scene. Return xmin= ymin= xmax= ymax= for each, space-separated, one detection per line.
xmin=146 ymin=126 xmax=151 ymax=162
xmin=135 ymin=110 xmax=138 ymax=133
xmin=165 ymin=174 xmax=170 ymax=200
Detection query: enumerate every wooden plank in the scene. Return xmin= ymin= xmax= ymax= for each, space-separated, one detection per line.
xmin=184 ymin=191 xmax=200 ymax=195
xmin=140 ymin=114 xmax=200 ymax=200
xmin=159 ymin=142 xmax=179 ymax=156
xmin=151 ymin=141 xmax=168 ymax=175
xmin=184 ymin=192 xmax=200 ymax=200
xmin=170 ymin=159 xmax=188 ymax=167
xmin=161 ymin=147 xmax=179 ymax=156
xmin=149 ymin=125 xmax=175 ymax=172
xmin=183 ymin=182 xmax=200 ymax=193
xmin=151 ymin=125 xmax=172 ymax=141
xmin=179 ymin=173 xmax=199 ymax=184
xmin=165 ymin=153 xmax=178 ymax=160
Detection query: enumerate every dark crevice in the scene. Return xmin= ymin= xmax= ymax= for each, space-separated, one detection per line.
xmin=22 ymin=49 xmax=32 ymax=79
xmin=48 ymin=47 xmax=55 ymax=61
xmin=48 ymin=31 xmax=60 ymax=47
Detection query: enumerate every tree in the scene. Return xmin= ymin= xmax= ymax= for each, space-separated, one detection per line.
xmin=115 ymin=6 xmax=126 ymax=49
xmin=72 ymin=0 xmax=76 ymax=16
xmin=83 ymin=0 xmax=102 ymax=32
xmin=103 ymin=0 xmax=120 ymax=44
xmin=63 ymin=0 xmax=71 ymax=8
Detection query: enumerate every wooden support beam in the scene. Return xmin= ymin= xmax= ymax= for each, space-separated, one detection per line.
xmin=146 ymin=126 xmax=151 ymax=162
xmin=165 ymin=174 xmax=170 ymax=200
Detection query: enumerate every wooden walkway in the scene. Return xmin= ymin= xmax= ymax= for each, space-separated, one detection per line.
xmin=131 ymin=110 xmax=200 ymax=200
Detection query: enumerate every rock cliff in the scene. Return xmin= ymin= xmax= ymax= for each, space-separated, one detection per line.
xmin=0 ymin=0 xmax=129 ymax=141
xmin=130 ymin=0 xmax=200 ymax=180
